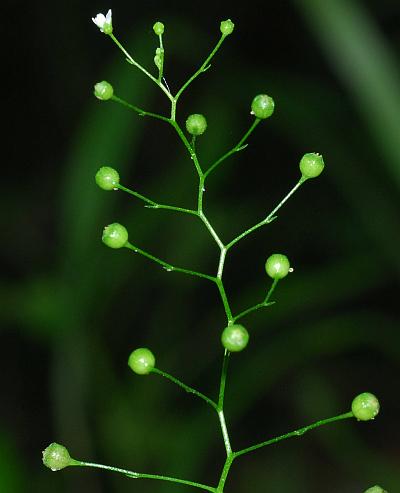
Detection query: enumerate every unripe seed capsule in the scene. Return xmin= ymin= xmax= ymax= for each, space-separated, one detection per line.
xmin=220 ymin=19 xmax=235 ymax=36
xmin=94 ymin=81 xmax=114 ymax=100
xmin=102 ymin=223 xmax=128 ymax=249
xmin=265 ymin=254 xmax=291 ymax=280
xmin=42 ymin=443 xmax=73 ymax=471
xmin=153 ymin=21 xmax=164 ymax=35
xmin=185 ymin=114 xmax=207 ymax=136
xmin=251 ymin=94 xmax=275 ymax=119
xmin=221 ymin=324 xmax=249 ymax=352
xmin=351 ymin=392 xmax=380 ymax=421
xmin=364 ymin=487 xmax=387 ymax=493
xmin=95 ymin=166 xmax=120 ymax=190
xmin=128 ymin=348 xmax=155 ymax=375
xmin=299 ymin=152 xmax=325 ymax=178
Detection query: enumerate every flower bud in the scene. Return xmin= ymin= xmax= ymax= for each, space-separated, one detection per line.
xmin=363 ymin=487 xmax=387 ymax=493
xmin=42 ymin=443 xmax=73 ymax=471
xmin=186 ymin=114 xmax=207 ymax=136
xmin=128 ymin=348 xmax=156 ymax=375
xmin=299 ymin=152 xmax=325 ymax=179
xmin=153 ymin=21 xmax=165 ymax=35
xmin=220 ymin=19 xmax=235 ymax=36
xmin=95 ymin=166 xmax=120 ymax=190
xmin=351 ymin=392 xmax=380 ymax=421
xmin=251 ymin=94 xmax=275 ymax=119
xmin=94 ymin=81 xmax=114 ymax=101
xmin=102 ymin=223 xmax=128 ymax=249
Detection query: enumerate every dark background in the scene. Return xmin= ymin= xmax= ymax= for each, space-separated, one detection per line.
xmin=2 ymin=0 xmax=400 ymax=492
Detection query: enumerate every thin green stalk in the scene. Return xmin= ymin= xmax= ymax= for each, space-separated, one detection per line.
xmin=76 ymin=461 xmax=215 ymax=492
xmin=226 ymin=177 xmax=306 ymax=250
xmin=174 ymin=33 xmax=228 ymax=102
xmin=125 ymin=242 xmax=215 ymax=282
xmin=217 ymin=350 xmax=232 ymax=455
xmin=157 ymin=33 xmax=165 ymax=82
xmin=169 ymin=120 xmax=203 ymax=177
xmin=204 ymin=119 xmax=261 ymax=178
xmin=215 ymin=454 xmax=234 ymax=493
xmin=199 ymin=212 xmax=224 ymax=249
xmin=215 ymin=279 xmax=233 ymax=322
xmin=116 ymin=184 xmax=197 ymax=216
xmin=232 ymin=301 xmax=275 ymax=324
xmin=111 ymin=95 xmax=170 ymax=123
xmin=151 ymin=368 xmax=217 ymax=410
xmin=110 ymin=34 xmax=173 ymax=102
xmin=234 ymin=411 xmax=354 ymax=458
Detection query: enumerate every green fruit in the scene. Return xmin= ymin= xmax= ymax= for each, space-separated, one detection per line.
xmin=128 ymin=348 xmax=156 ymax=375
xmin=185 ymin=114 xmax=207 ymax=136
xmin=102 ymin=223 xmax=128 ymax=249
xmin=265 ymin=254 xmax=291 ymax=280
xmin=351 ymin=392 xmax=380 ymax=421
xmin=363 ymin=487 xmax=387 ymax=493
xmin=220 ymin=19 xmax=235 ymax=36
xmin=153 ymin=21 xmax=164 ymax=35
xmin=221 ymin=324 xmax=249 ymax=352
xmin=42 ymin=443 xmax=73 ymax=471
xmin=94 ymin=80 xmax=114 ymax=101
xmin=95 ymin=166 xmax=120 ymax=190
xmin=299 ymin=152 xmax=325 ymax=178
xmin=251 ymin=94 xmax=275 ymax=119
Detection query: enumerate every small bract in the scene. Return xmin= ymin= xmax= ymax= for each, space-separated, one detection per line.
xmin=299 ymin=152 xmax=325 ymax=179
xmin=351 ymin=392 xmax=380 ymax=421
xmin=251 ymin=94 xmax=275 ymax=119
xmin=221 ymin=324 xmax=249 ymax=352
xmin=102 ymin=223 xmax=128 ymax=249
xmin=128 ymin=348 xmax=156 ymax=375
xmin=186 ymin=114 xmax=208 ymax=136
xmin=220 ymin=19 xmax=235 ymax=36
xmin=265 ymin=254 xmax=291 ymax=280
xmin=42 ymin=443 xmax=73 ymax=471
xmin=95 ymin=166 xmax=120 ymax=190
xmin=94 ymin=81 xmax=114 ymax=101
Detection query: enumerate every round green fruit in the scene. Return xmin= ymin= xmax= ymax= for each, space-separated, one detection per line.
xmin=95 ymin=166 xmax=120 ymax=190
xmin=351 ymin=392 xmax=380 ymax=421
xmin=265 ymin=254 xmax=291 ymax=280
xmin=185 ymin=114 xmax=207 ymax=136
xmin=102 ymin=223 xmax=128 ymax=249
xmin=251 ymin=94 xmax=275 ymax=119
xmin=221 ymin=324 xmax=249 ymax=352
xmin=42 ymin=443 xmax=73 ymax=471
xmin=128 ymin=348 xmax=156 ymax=375
xmin=299 ymin=152 xmax=325 ymax=178
xmin=153 ymin=21 xmax=164 ymax=35
xmin=94 ymin=80 xmax=114 ymax=101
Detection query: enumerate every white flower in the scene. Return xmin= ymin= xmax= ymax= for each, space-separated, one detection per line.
xmin=92 ymin=9 xmax=113 ymax=34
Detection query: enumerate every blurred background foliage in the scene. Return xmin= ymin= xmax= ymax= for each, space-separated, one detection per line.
xmin=2 ymin=0 xmax=399 ymax=492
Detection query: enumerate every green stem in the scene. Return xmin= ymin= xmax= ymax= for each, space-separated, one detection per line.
xmin=199 ymin=212 xmax=224 ymax=249
xmin=215 ymin=454 xmax=234 ymax=493
xmin=232 ymin=302 xmax=275 ymax=324
xmin=110 ymin=34 xmax=173 ymax=102
xmin=157 ymin=34 xmax=164 ymax=82
xmin=234 ymin=411 xmax=354 ymax=458
xmin=124 ymin=242 xmax=215 ymax=282
xmin=111 ymin=95 xmax=170 ymax=123
xmin=217 ymin=350 xmax=232 ymax=455
xmin=116 ymin=184 xmax=197 ymax=216
xmin=174 ymin=33 xmax=228 ymax=103
xmin=169 ymin=120 xmax=203 ymax=177
xmin=226 ymin=177 xmax=306 ymax=251
xmin=76 ymin=461 xmax=215 ymax=492
xmin=204 ymin=119 xmax=261 ymax=178
xmin=151 ymin=368 xmax=217 ymax=410
xmin=215 ymin=279 xmax=233 ymax=323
